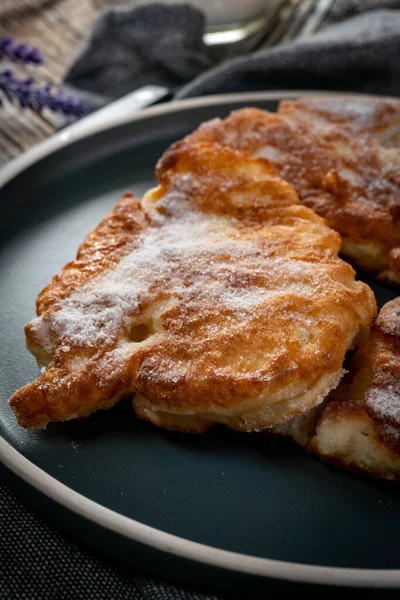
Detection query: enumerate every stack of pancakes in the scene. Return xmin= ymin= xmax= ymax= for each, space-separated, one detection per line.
xmin=9 ymin=95 xmax=400 ymax=481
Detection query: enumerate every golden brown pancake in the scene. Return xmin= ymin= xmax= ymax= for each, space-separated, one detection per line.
xmin=9 ymin=140 xmax=376 ymax=431
xmin=279 ymin=96 xmax=400 ymax=150
xmin=309 ymin=298 xmax=400 ymax=481
xmin=189 ymin=107 xmax=400 ymax=284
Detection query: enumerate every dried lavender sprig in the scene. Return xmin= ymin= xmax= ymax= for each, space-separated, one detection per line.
xmin=0 ymin=37 xmax=44 ymax=65
xmin=0 ymin=69 xmax=86 ymax=117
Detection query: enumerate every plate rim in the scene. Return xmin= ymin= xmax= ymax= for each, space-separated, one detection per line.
xmin=1 ymin=90 xmax=400 ymax=588
xmin=1 ymin=89 xmax=398 ymax=189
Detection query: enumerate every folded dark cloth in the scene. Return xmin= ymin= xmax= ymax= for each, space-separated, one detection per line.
xmin=177 ymin=8 xmax=400 ymax=99
xmin=326 ymin=0 xmax=400 ymax=22
xmin=64 ymin=1 xmax=400 ymax=113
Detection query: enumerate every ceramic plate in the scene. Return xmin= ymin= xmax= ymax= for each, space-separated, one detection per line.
xmin=1 ymin=92 xmax=399 ymax=594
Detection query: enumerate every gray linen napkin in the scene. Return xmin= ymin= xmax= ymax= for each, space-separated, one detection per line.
xmin=63 ymin=0 xmax=400 ymax=113
xmin=63 ymin=3 xmax=220 ymax=111
xmin=177 ymin=8 xmax=400 ymax=99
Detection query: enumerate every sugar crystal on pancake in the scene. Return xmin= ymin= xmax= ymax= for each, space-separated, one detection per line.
xmin=9 ymin=140 xmax=376 ymax=431
xmin=189 ymin=105 xmax=400 ymax=284
xmin=279 ymin=95 xmax=400 ymax=150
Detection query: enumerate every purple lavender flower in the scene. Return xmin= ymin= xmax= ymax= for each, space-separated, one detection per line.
xmin=0 ymin=37 xmax=85 ymax=118
xmin=0 ymin=70 xmax=86 ymax=117
xmin=0 ymin=37 xmax=43 ymax=65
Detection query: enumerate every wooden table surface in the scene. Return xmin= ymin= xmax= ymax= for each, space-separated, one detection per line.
xmin=0 ymin=0 xmax=100 ymax=164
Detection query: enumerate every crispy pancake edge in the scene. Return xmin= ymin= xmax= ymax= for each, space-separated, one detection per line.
xmin=309 ymin=298 xmax=400 ymax=481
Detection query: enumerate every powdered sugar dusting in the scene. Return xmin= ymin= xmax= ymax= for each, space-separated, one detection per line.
xmin=366 ymin=385 xmax=400 ymax=426
xmin=29 ymin=180 xmax=343 ymax=358
xmin=307 ymin=98 xmax=389 ymax=125
xmin=255 ymin=145 xmax=287 ymax=162
xmin=380 ymin=423 xmax=400 ymax=442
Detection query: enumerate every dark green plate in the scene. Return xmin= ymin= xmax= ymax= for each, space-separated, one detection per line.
xmin=1 ymin=93 xmax=399 ymax=594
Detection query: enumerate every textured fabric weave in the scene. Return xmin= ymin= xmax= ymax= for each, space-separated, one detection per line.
xmin=0 ymin=482 xmax=219 ymax=600
xmin=177 ymin=9 xmax=400 ymax=99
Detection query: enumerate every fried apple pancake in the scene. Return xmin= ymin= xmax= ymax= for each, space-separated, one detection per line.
xmin=189 ymin=107 xmax=400 ymax=284
xmin=309 ymin=298 xmax=400 ymax=481
xmin=9 ymin=140 xmax=376 ymax=431
xmin=279 ymin=96 xmax=400 ymax=150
